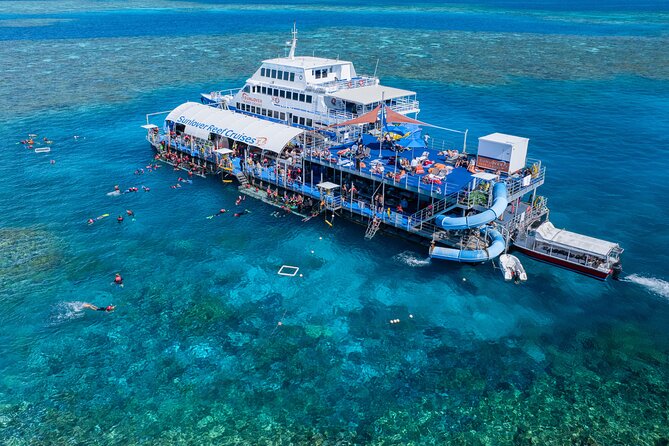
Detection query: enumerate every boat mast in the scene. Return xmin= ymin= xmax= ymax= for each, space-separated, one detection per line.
xmin=288 ymin=23 xmax=298 ymax=60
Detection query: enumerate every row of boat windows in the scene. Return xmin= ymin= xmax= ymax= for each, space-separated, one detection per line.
xmin=312 ymin=68 xmax=331 ymax=79
xmin=250 ymin=85 xmax=313 ymax=104
xmin=236 ymin=102 xmax=286 ymax=121
xmin=260 ymin=68 xmax=296 ymax=82
xmin=235 ymin=102 xmax=313 ymax=127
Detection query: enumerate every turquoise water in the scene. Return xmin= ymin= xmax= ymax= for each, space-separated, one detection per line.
xmin=1 ymin=2 xmax=669 ymax=444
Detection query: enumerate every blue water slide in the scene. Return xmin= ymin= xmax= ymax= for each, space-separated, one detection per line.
xmin=430 ymin=227 xmax=506 ymax=263
xmin=434 ymin=182 xmax=508 ymax=230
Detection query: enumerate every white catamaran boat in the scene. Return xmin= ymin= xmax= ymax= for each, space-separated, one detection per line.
xmin=143 ymin=25 xmax=624 ymax=281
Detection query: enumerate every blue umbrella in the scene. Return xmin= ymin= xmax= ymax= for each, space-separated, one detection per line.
xmin=398 ymin=137 xmax=426 ymax=148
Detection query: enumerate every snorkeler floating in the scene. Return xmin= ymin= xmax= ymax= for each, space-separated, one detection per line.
xmin=113 ymin=273 xmax=123 ymax=287
xmin=206 ymin=208 xmax=228 ymax=219
xmin=107 ymin=185 xmax=122 ymax=197
xmin=82 ymin=303 xmax=115 ymax=312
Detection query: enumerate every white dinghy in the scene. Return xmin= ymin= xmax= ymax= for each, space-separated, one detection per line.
xmin=499 ymin=254 xmax=527 ymax=283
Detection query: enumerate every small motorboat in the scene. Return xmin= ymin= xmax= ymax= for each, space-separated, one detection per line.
xmin=499 ymin=253 xmax=527 ymax=283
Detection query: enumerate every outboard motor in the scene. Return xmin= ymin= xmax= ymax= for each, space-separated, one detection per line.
xmin=611 ymin=261 xmax=623 ymax=280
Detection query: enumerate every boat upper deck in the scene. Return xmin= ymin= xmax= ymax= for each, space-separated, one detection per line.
xmin=302 ymin=139 xmax=546 ymax=205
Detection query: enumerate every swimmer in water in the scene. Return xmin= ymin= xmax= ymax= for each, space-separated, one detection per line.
xmin=117 ymin=215 xmax=124 ymax=223
xmin=113 ymin=273 xmax=123 ymax=286
xmin=87 ymin=218 xmax=95 ymax=225
xmin=234 ymin=209 xmax=250 ymax=217
xmin=126 ymin=209 xmax=134 ymax=217
xmin=82 ymin=303 xmax=115 ymax=312
xmin=107 ymin=185 xmax=122 ymax=196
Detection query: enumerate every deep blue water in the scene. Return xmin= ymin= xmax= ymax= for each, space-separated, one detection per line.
xmin=1 ymin=1 xmax=668 ymax=444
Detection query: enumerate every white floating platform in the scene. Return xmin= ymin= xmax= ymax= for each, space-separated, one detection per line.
xmin=278 ymin=265 xmax=299 ymax=277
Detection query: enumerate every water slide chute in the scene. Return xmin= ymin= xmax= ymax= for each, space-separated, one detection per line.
xmin=435 ymin=182 xmax=508 ymax=230
xmin=429 ymin=227 xmax=506 ymax=263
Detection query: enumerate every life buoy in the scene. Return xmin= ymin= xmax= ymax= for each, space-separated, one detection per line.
xmin=358 ymin=80 xmax=364 ymax=87
xmin=532 ymin=196 xmax=542 ymax=208
xmin=531 ymin=163 xmax=539 ymax=177
xmin=330 ymin=97 xmax=336 ymax=105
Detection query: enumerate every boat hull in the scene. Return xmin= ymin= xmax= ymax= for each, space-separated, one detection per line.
xmin=513 ymin=245 xmax=610 ymax=280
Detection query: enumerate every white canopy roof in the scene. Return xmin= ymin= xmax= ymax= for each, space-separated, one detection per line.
xmin=165 ymin=102 xmax=304 ymax=154
xmin=316 ymin=181 xmax=340 ymax=190
xmin=330 ymin=84 xmax=416 ymax=105
xmin=536 ymin=222 xmax=618 ymax=257
xmin=263 ymin=55 xmax=345 ymax=70
xmin=479 ymin=132 xmax=529 ymax=146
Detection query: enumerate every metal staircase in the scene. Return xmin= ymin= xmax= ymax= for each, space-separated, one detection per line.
xmin=234 ymin=170 xmax=250 ymax=188
xmin=365 ymin=216 xmax=382 ymax=240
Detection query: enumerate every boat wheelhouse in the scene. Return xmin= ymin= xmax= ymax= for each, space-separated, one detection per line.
xmin=144 ymin=26 xmax=623 ymax=281
xmin=201 ymin=24 xmax=419 ymax=133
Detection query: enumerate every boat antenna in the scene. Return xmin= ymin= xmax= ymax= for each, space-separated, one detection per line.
xmin=373 ymin=57 xmax=380 ymax=78
xmin=288 ymin=22 xmax=298 ymax=60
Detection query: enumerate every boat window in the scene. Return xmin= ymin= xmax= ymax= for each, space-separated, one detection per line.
xmin=261 ymin=68 xmax=265 ymax=77
xmin=320 ymin=69 xmax=327 ymax=78
xmin=243 ymin=86 xmax=250 ymax=93
xmin=290 ymin=73 xmax=295 ymax=82
xmin=260 ymin=86 xmax=265 ymax=95
xmin=278 ymin=70 xmax=283 ymax=79
xmin=306 ymin=118 xmax=313 ymax=127
xmin=315 ymin=70 xmax=321 ymax=79
xmin=273 ymin=88 xmax=279 ymax=96
xmin=299 ymin=93 xmax=305 ymax=102
xmin=271 ymin=69 xmax=277 ymax=78
xmin=282 ymin=71 xmax=289 ymax=81
xmin=306 ymin=95 xmax=312 ymax=103
xmin=280 ymin=113 xmax=285 ymax=120
xmin=250 ymin=106 xmax=256 ymax=113
xmin=292 ymin=116 xmax=298 ymax=124
xmin=279 ymin=90 xmax=285 ymax=98
xmin=292 ymin=92 xmax=298 ymax=101
xmin=299 ymin=117 xmax=305 ymax=125
xmin=260 ymin=108 xmax=265 ymax=115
